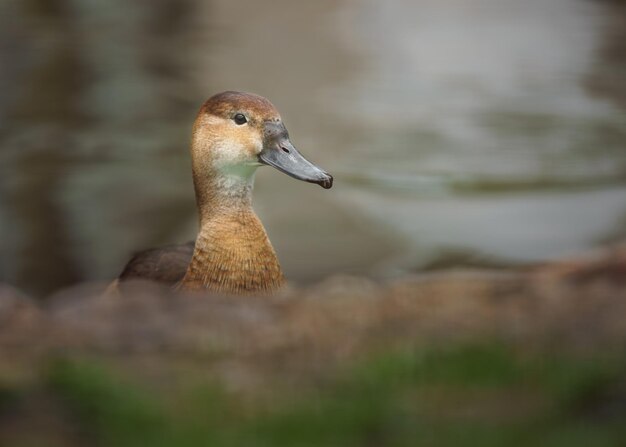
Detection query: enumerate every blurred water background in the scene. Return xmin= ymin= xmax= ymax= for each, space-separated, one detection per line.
xmin=0 ymin=0 xmax=625 ymax=297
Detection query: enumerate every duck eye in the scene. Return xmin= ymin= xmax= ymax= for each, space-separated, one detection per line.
xmin=233 ymin=113 xmax=247 ymax=125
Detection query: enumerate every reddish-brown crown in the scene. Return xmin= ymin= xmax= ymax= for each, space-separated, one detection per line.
xmin=199 ymin=91 xmax=281 ymax=124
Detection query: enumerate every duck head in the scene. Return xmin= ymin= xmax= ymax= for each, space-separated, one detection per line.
xmin=191 ymin=91 xmax=333 ymax=196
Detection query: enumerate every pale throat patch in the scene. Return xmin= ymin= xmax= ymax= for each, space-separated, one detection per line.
xmin=199 ymin=114 xmax=264 ymax=197
xmin=215 ymin=161 xmax=259 ymax=198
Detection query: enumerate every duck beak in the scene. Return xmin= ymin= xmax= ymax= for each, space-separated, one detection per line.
xmin=259 ymin=121 xmax=333 ymax=189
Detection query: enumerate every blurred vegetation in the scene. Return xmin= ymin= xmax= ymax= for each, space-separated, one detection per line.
xmin=1 ymin=344 xmax=623 ymax=447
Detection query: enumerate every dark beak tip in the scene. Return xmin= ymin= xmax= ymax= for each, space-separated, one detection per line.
xmin=319 ymin=173 xmax=333 ymax=189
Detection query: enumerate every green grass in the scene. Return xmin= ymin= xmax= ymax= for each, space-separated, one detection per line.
xmin=31 ymin=345 xmax=626 ymax=447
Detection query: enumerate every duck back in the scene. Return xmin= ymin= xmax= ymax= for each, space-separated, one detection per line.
xmin=119 ymin=241 xmax=194 ymax=286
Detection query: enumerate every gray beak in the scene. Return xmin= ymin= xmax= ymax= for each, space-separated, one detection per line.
xmin=258 ymin=121 xmax=333 ymax=189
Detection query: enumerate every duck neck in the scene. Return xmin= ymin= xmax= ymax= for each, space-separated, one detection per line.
xmin=181 ymin=167 xmax=285 ymax=294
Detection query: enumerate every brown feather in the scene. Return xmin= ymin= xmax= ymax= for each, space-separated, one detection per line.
xmin=116 ymin=91 xmax=287 ymax=295
xmin=181 ymin=209 xmax=285 ymax=294
xmin=119 ymin=242 xmax=194 ymax=286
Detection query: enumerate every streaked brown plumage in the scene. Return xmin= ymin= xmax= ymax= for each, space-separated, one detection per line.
xmin=116 ymin=91 xmax=332 ymax=295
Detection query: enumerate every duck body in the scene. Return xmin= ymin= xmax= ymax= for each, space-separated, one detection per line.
xmin=119 ymin=241 xmax=193 ymax=284
xmin=182 ymin=205 xmax=284 ymax=293
xmin=116 ymin=91 xmax=332 ymax=295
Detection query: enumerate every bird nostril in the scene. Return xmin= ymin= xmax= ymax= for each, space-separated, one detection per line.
xmin=281 ymin=146 xmax=290 ymax=154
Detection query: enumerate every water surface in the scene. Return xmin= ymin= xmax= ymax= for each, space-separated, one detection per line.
xmin=0 ymin=0 xmax=625 ymax=296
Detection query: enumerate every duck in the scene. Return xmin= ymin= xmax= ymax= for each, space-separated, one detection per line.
xmin=115 ymin=91 xmax=333 ymax=295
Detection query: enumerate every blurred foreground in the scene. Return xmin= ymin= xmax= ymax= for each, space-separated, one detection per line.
xmin=1 ymin=245 xmax=625 ymax=446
